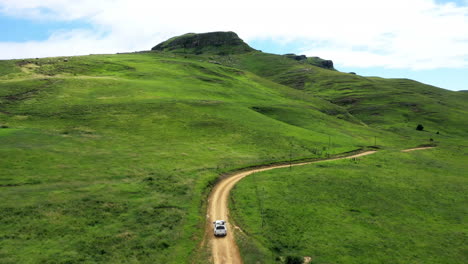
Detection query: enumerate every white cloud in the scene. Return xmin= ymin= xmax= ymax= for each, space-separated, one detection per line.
xmin=0 ymin=0 xmax=467 ymax=70
xmin=0 ymin=30 xmax=128 ymax=59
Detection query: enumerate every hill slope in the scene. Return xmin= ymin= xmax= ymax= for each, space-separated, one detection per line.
xmin=200 ymin=51 xmax=468 ymax=137
xmin=231 ymin=146 xmax=467 ymax=264
xmin=0 ymin=32 xmax=466 ymax=263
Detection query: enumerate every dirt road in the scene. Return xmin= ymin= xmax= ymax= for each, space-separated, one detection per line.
xmin=207 ymin=150 xmax=377 ymax=264
xmin=401 ymin=147 xmax=435 ymax=152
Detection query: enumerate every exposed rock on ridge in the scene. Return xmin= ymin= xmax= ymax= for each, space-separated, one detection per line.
xmin=152 ymin=31 xmax=254 ymax=55
xmin=284 ymin=53 xmax=335 ymax=70
xmin=152 ymin=31 xmax=334 ymax=70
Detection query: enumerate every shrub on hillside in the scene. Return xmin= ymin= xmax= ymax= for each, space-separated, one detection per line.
xmin=416 ymin=124 xmax=424 ymax=131
xmin=285 ymin=255 xmax=303 ymax=264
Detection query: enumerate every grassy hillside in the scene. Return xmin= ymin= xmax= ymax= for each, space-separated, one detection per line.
xmin=231 ymin=146 xmax=467 ymax=263
xmin=0 ymin=52 xmax=384 ymax=263
xmin=209 ymin=51 xmax=468 ymax=137
xmin=0 ymin=38 xmax=466 ymax=263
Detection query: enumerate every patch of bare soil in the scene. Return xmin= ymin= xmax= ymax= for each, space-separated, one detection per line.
xmin=401 ymin=147 xmax=435 ymax=152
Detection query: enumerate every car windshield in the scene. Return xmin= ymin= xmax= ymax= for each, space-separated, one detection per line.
xmin=216 ymin=226 xmax=225 ymax=230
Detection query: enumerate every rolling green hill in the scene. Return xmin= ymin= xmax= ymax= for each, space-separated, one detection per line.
xmin=0 ymin=32 xmax=466 ymax=263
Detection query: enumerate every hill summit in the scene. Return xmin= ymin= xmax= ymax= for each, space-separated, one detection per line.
xmin=151 ymin=31 xmax=255 ymax=55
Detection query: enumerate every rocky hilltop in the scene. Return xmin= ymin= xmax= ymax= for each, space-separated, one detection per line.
xmin=152 ymin=31 xmax=335 ymax=70
xmin=151 ymin=31 xmax=255 ymax=55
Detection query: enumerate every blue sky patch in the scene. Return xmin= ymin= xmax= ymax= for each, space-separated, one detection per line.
xmin=0 ymin=16 xmax=92 ymax=42
xmin=435 ymin=0 xmax=467 ymax=6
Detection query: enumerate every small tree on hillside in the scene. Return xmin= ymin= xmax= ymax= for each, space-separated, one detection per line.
xmin=416 ymin=124 xmax=424 ymax=131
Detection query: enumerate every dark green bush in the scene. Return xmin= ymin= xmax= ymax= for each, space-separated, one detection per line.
xmin=416 ymin=124 xmax=424 ymax=131
xmin=285 ymin=255 xmax=303 ymax=264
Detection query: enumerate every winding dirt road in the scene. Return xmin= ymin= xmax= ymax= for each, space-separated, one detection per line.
xmin=207 ymin=150 xmax=377 ymax=264
xmin=401 ymin=146 xmax=435 ymax=152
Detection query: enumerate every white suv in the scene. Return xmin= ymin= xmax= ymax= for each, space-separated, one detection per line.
xmin=213 ymin=220 xmax=227 ymax=236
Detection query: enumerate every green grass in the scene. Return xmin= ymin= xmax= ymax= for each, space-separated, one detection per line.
xmin=0 ymin=47 xmax=466 ymax=263
xmin=213 ymin=52 xmax=468 ymax=137
xmin=0 ymin=52 xmax=380 ymax=263
xmin=230 ymin=146 xmax=468 ymax=263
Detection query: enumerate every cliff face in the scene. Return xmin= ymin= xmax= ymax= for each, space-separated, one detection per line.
xmin=152 ymin=31 xmax=255 ymax=54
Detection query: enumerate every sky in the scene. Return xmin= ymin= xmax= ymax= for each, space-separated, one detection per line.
xmin=0 ymin=0 xmax=467 ymax=91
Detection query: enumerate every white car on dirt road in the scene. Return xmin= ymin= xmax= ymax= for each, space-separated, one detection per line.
xmin=213 ymin=220 xmax=227 ymax=236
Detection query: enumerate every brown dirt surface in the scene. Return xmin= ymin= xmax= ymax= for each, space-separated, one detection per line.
xmin=401 ymin=147 xmax=435 ymax=152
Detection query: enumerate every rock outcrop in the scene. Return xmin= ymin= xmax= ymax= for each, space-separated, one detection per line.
xmin=152 ymin=31 xmax=255 ymax=55
xmin=284 ymin=53 xmax=335 ymax=70
xmin=309 ymin=57 xmax=334 ymax=70
xmin=284 ymin=54 xmax=308 ymax=61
